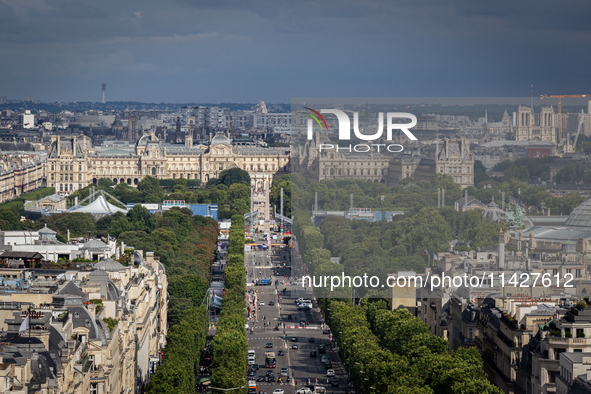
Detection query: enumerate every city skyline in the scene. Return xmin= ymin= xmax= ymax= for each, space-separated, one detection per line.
xmin=1 ymin=0 xmax=591 ymax=103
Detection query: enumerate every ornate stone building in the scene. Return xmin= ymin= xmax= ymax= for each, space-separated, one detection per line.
xmin=515 ymin=106 xmax=556 ymax=143
xmin=46 ymin=132 xmax=290 ymax=192
xmin=433 ymin=138 xmax=475 ymax=189
xmin=292 ymin=133 xmax=390 ymax=183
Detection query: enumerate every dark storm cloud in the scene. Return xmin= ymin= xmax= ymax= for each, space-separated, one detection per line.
xmin=1 ymin=0 xmax=591 ymax=102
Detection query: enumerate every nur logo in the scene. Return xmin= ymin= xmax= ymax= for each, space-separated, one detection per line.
xmin=305 ymin=108 xmax=418 ymax=153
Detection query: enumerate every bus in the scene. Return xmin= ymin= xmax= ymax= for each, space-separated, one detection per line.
xmin=265 ymin=352 xmax=276 ymax=368
xmin=248 ymin=380 xmax=257 ymax=394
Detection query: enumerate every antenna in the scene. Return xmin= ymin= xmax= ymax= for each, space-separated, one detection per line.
xmin=530 ymin=84 xmax=533 ymax=111
xmin=101 ymin=82 xmax=106 ymax=104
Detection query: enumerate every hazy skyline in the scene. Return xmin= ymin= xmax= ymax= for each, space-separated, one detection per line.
xmin=1 ymin=0 xmax=591 ymax=103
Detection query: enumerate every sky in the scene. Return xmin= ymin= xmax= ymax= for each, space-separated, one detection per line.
xmin=1 ymin=0 xmax=591 ymax=103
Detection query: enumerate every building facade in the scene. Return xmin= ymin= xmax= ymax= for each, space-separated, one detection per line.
xmin=515 ymin=106 xmax=556 ymax=143
xmin=46 ymin=132 xmax=290 ymax=192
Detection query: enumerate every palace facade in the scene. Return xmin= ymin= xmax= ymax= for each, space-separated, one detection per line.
xmin=46 ymin=132 xmax=290 ymax=192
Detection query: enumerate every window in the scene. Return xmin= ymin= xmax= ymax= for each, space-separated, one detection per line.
xmin=78 ymin=174 xmax=82 ymax=181
xmin=90 ymin=382 xmax=98 ymax=394
xmin=60 ymin=184 xmax=63 ymax=191
xmin=51 ymin=174 xmax=54 ymax=180
xmin=566 ymin=269 xmax=572 ymax=274
xmin=79 ymin=165 xmax=82 ymax=171
xmin=577 ymin=269 xmax=582 ymax=278
xmin=219 ymin=164 xmax=223 ymax=170
xmin=553 ymin=269 xmax=558 ymax=275
xmin=448 ymin=168 xmax=451 ymax=174
xmin=51 ymin=165 xmax=54 ymax=171
xmin=440 ymin=167 xmax=443 ymax=173
xmin=458 ymin=167 xmax=462 ymax=173
xmin=467 ymin=176 xmax=470 ymax=183
xmin=60 ymin=165 xmax=63 ymax=171
xmin=70 ymin=174 xmax=73 ymax=181
xmin=60 ymin=174 xmax=63 ymax=181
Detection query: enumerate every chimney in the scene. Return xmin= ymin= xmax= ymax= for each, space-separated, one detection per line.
xmin=72 ymin=136 xmax=77 ymax=157
xmin=56 ymin=136 xmax=61 ymax=157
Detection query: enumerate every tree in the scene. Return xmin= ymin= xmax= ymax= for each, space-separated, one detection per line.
xmin=218 ymin=167 xmax=251 ymax=187
xmin=504 ymin=165 xmax=530 ymax=182
xmin=98 ymin=178 xmax=115 ymax=187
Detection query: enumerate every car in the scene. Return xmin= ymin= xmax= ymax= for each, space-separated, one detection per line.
xmin=266 ymin=343 xmax=273 ymax=348
xmin=308 ymin=337 xmax=315 ymax=343
xmin=325 ymin=361 xmax=333 ymax=369
xmin=318 ymin=345 xmax=326 ymax=354
xmin=269 ymin=300 xmax=275 ymax=306
xmin=248 ymin=350 xmax=256 ymax=357
xmin=267 ymin=374 xmax=276 ymax=382
xmin=327 ymin=369 xmax=335 ymax=377
xmin=266 ymin=370 xmax=275 ymax=376
xmin=248 ymin=357 xmax=255 ymax=365
xmin=291 ymin=337 xmax=298 ymax=342
xmin=273 ymin=390 xmax=285 ymax=394
xmin=252 ymin=364 xmax=259 ymax=370
xmin=277 ymin=350 xmax=284 ymax=356
xmin=296 ymin=388 xmax=312 ymax=394
xmin=296 ymin=298 xmax=304 ymax=304
xmin=329 ymin=377 xmax=339 ymax=387
xmin=259 ymin=301 xmax=265 ymax=306
xmin=310 ymin=350 xmax=317 ymax=357
xmin=321 ymin=356 xmax=328 ymax=364
xmin=322 ymin=330 xmax=330 ymax=334
xmin=292 ymin=344 xmax=298 ymax=349
xmin=248 ymin=370 xmax=256 ymax=379
xmin=280 ymin=367 xmax=288 ymax=377
xmin=256 ymin=375 xmax=265 ymax=382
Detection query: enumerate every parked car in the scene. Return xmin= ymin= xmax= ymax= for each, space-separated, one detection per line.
xmin=273 ymin=390 xmax=285 ymax=394
xmin=291 ymin=337 xmax=298 ymax=342
xmin=326 ymin=369 xmax=335 ymax=377
xmin=292 ymin=344 xmax=298 ymax=349
xmin=259 ymin=301 xmax=265 ymax=306
xmin=329 ymin=377 xmax=339 ymax=387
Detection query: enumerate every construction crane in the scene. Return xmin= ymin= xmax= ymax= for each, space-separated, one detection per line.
xmin=226 ymin=108 xmax=235 ymax=139
xmin=574 ymin=109 xmax=586 ymax=148
xmin=540 ymin=94 xmax=591 ymax=142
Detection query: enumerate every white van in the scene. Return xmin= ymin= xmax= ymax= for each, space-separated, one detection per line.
xmin=314 ymin=387 xmax=326 ymax=394
xmin=248 ymin=350 xmax=256 ymax=357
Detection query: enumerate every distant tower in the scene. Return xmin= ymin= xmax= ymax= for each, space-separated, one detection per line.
xmin=128 ymin=114 xmax=138 ymax=143
xmin=102 ymin=82 xmax=106 ymax=104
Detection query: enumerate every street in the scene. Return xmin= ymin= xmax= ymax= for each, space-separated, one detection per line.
xmin=245 ymin=240 xmax=348 ymax=394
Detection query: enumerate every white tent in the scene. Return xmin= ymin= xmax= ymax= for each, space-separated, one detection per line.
xmin=73 ymin=195 xmax=127 ymax=215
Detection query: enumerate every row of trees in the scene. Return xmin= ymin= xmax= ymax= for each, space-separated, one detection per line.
xmin=290 ymin=159 xmax=584 ymax=217
xmin=210 ymin=214 xmax=248 ymax=393
xmin=147 ymin=306 xmax=210 ymax=393
xmin=327 ymin=301 xmax=501 ymax=394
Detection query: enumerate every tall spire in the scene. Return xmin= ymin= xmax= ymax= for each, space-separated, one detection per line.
xmin=531 ymin=84 xmax=534 ymax=111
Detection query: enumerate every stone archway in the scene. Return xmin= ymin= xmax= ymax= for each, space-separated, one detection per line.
xmin=134 ymin=178 xmax=139 ymax=185
xmin=127 ymin=178 xmax=132 ymax=185
xmin=120 ymin=178 xmax=125 ymax=184
xmin=92 ymin=178 xmax=97 ymax=184
xmin=113 ymin=178 xmax=118 ymax=184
